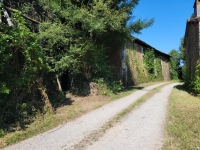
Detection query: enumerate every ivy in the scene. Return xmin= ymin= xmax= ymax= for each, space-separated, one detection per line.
xmin=143 ymin=48 xmax=155 ymax=74
xmin=126 ymin=49 xmax=147 ymax=84
xmin=126 ymin=47 xmax=163 ymax=85
xmin=154 ymin=57 xmax=163 ymax=80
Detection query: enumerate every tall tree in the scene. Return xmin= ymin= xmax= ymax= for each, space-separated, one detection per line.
xmin=169 ymin=49 xmax=181 ymax=80
xmin=179 ymin=37 xmax=185 ymax=63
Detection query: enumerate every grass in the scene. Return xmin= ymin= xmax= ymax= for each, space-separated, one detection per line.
xmin=163 ymin=84 xmax=200 ymax=150
xmin=71 ymin=82 xmax=170 ymax=150
xmin=0 ymin=81 xmax=166 ymax=149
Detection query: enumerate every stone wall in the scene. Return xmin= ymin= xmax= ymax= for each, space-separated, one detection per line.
xmin=185 ymin=21 xmax=199 ymax=80
xmin=161 ymin=55 xmax=170 ymax=80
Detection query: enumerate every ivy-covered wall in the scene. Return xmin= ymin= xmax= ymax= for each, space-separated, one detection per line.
xmin=124 ymin=41 xmax=169 ymax=85
xmin=126 ymin=43 xmax=148 ymax=85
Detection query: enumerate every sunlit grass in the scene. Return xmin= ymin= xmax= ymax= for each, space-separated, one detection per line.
xmin=164 ymin=85 xmax=200 ymax=150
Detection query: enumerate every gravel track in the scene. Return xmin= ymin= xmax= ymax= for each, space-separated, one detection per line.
xmin=86 ymin=83 xmax=180 ymax=150
xmin=2 ymin=82 xmax=168 ymax=150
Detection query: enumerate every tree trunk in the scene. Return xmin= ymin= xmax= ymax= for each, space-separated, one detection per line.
xmin=56 ymin=75 xmax=62 ymax=91
xmin=2 ymin=8 xmax=13 ymax=26
xmin=37 ymin=77 xmax=54 ymax=113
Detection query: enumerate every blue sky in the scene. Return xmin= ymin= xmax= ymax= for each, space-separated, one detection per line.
xmin=132 ymin=0 xmax=194 ymax=55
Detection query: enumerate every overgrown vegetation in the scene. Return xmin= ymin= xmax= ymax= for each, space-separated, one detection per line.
xmin=179 ymin=36 xmax=200 ymax=95
xmin=143 ymin=48 xmax=155 ymax=74
xmin=183 ymin=53 xmax=200 ymax=96
xmin=164 ymin=85 xmax=200 ymax=150
xmin=0 ymin=0 xmax=154 ymax=141
xmin=189 ymin=61 xmax=200 ymax=95
xmin=126 ymin=47 xmax=163 ymax=85
xmin=0 ymin=11 xmax=51 ymax=132
xmin=126 ymin=48 xmax=147 ymax=84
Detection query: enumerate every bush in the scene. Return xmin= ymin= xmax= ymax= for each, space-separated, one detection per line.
xmin=95 ymin=78 xmax=123 ymax=95
xmin=190 ymin=61 xmax=200 ymax=95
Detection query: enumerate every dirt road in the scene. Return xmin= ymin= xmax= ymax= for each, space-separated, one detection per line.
xmin=87 ymin=83 xmax=179 ymax=150
xmin=2 ymin=82 xmax=178 ymax=150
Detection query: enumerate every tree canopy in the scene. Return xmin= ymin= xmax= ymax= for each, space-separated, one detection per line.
xmin=169 ymin=49 xmax=180 ymax=80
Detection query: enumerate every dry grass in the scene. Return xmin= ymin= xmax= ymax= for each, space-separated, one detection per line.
xmin=163 ymin=85 xmax=200 ymax=150
xmin=0 ymin=81 xmax=163 ymax=149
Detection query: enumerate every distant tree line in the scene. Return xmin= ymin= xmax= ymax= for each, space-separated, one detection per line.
xmin=168 ymin=38 xmax=185 ymax=80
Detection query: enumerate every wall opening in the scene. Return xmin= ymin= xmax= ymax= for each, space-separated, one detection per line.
xmin=61 ymin=70 xmax=71 ymax=91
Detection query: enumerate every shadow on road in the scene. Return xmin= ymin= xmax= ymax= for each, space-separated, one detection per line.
xmin=122 ymin=86 xmax=144 ymax=92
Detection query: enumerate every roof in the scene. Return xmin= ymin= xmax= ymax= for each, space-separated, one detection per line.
xmin=132 ymin=38 xmax=171 ymax=58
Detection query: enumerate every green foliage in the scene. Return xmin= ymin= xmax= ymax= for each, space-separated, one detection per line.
xmin=0 ymin=10 xmax=45 ymax=129
xmin=169 ymin=49 xmax=180 ymax=80
xmin=0 ymin=129 xmax=5 ymax=137
xmin=126 ymin=47 xmax=163 ymax=85
xmin=184 ymin=61 xmax=200 ymax=95
xmin=179 ymin=37 xmax=185 ymax=63
xmin=154 ymin=56 xmax=163 ymax=80
xmin=96 ymin=78 xmax=123 ymax=95
xmin=143 ymin=48 xmax=155 ymax=74
xmin=126 ymin=49 xmax=147 ymax=84
xmin=191 ymin=61 xmax=200 ymax=95
xmin=96 ymin=78 xmax=112 ymax=96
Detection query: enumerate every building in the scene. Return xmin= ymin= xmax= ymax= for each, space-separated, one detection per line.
xmin=120 ymin=38 xmax=170 ymax=86
xmin=184 ymin=0 xmax=200 ymax=81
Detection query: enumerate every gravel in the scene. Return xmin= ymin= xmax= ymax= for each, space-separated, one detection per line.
xmin=2 ymin=82 xmax=169 ymax=150
xmin=86 ymin=83 xmax=180 ymax=150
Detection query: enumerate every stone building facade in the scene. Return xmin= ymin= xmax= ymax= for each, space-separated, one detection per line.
xmin=161 ymin=55 xmax=170 ymax=81
xmin=121 ymin=38 xmax=170 ymax=86
xmin=184 ymin=0 xmax=200 ymax=81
